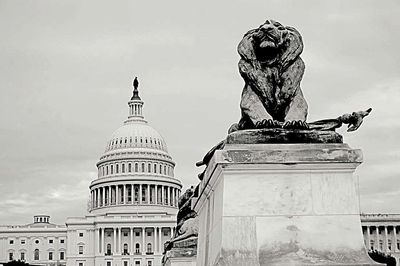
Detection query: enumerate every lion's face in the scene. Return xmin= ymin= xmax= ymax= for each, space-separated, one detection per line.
xmin=252 ymin=20 xmax=288 ymax=65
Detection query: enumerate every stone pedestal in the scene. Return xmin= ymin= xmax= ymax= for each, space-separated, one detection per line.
xmin=163 ymin=237 xmax=198 ymax=266
xmin=193 ymin=143 xmax=379 ymax=266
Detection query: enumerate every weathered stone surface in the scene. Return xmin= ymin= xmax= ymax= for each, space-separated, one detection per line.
xmin=194 ymin=144 xmax=380 ymax=265
xmin=227 ymin=128 xmax=342 ymax=144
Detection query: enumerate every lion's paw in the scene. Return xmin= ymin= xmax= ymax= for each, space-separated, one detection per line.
xmin=255 ymin=119 xmax=282 ymax=129
xmin=283 ymin=120 xmax=309 ymax=130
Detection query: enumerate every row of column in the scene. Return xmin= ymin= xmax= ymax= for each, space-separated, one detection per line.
xmin=364 ymin=226 xmax=399 ymax=252
xmin=91 ymin=184 xmax=180 ymax=209
xmin=95 ymin=227 xmax=174 ymax=256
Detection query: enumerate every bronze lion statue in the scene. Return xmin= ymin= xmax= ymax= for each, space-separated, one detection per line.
xmin=232 ymin=19 xmax=309 ymax=132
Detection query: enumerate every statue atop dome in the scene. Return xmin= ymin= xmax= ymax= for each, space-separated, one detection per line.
xmin=131 ymin=77 xmax=141 ymax=100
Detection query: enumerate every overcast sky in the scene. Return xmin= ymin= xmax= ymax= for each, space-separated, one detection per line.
xmin=0 ymin=0 xmax=399 ymax=225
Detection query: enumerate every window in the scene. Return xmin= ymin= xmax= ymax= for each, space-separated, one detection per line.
xmin=123 ymin=243 xmax=129 ymax=255
xmin=78 ymin=245 xmax=84 ymax=254
xmin=106 ymin=244 xmax=112 ymax=255
xmin=148 ymin=261 xmax=152 ymax=266
xmin=49 ymin=252 xmax=53 ymax=260
xmin=20 ymin=252 xmax=25 ymax=261
xmin=379 ymin=240 xmax=383 ymax=250
xmin=107 ymin=262 xmax=111 ymax=266
xmin=123 ymin=232 xmax=128 ymax=237
xmin=147 ymin=243 xmax=152 ymax=253
xmin=135 ymin=231 xmax=140 ymax=237
xmin=34 ymin=249 xmax=39 ymax=260
xmin=35 ymin=240 xmax=40 ymax=244
xmin=135 ymin=243 xmax=140 ymax=254
xmin=135 ymin=261 xmax=140 ymax=265
xmin=21 ymin=239 xmax=25 ymax=244
xmin=49 ymin=239 xmax=53 ymax=244
xmin=116 ymin=164 xmax=119 ymax=173
xmin=163 ymin=230 xmax=169 ymax=236
xmin=79 ymin=263 xmax=84 ymax=266
xmin=397 ymin=240 xmax=400 ymax=250
xmin=9 ymin=252 xmax=13 ymax=261
xmin=388 ymin=240 xmax=392 ymax=251
xmin=370 ymin=240 xmax=374 ymax=250
xmin=79 ymin=233 xmax=84 ymax=237
xmin=154 ymin=164 xmax=157 ymax=173
xmin=148 ymin=163 xmax=151 ymax=172
xmin=111 ymin=165 xmax=113 ymax=174
xmin=9 ymin=239 xmax=14 ymax=244
xmin=60 ymin=239 xmax=65 ymax=244
xmin=141 ymin=163 xmax=145 ymax=172
xmin=122 ymin=164 xmax=125 ymax=173
xmin=135 ymin=163 xmax=138 ymax=172
xmin=128 ymin=163 xmax=132 ymax=172
xmin=147 ymin=231 xmax=152 ymax=237
xmin=107 ymin=231 xmax=112 ymax=237
xmin=124 ymin=261 xmax=128 ymax=266
xmin=60 ymin=251 xmax=65 ymax=260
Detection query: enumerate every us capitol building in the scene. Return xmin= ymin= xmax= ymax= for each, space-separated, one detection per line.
xmin=0 ymin=79 xmax=400 ymax=265
xmin=0 ymin=79 xmax=182 ymax=266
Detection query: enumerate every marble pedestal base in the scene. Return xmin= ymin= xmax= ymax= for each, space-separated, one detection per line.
xmin=163 ymin=237 xmax=198 ymax=266
xmin=193 ymin=144 xmax=379 ymax=266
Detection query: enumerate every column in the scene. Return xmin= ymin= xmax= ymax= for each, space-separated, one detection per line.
xmin=153 ymin=227 xmax=156 ymax=254
xmin=95 ymin=228 xmax=99 ymax=255
xmin=142 ymin=227 xmax=145 ymax=255
xmin=170 ymin=227 xmax=174 ymax=238
xmin=131 ymin=184 xmax=134 ymax=204
xmin=113 ymin=228 xmax=117 ymax=254
xmin=155 ymin=185 xmax=158 ymax=204
xmin=123 ymin=184 xmax=126 ymax=204
xmin=115 ymin=185 xmax=119 ymax=205
xmin=384 ymin=226 xmax=388 ymax=251
xmin=376 ymin=227 xmax=379 ymax=250
xmin=158 ymin=227 xmax=162 ymax=253
xmin=130 ymin=228 xmax=134 ymax=255
xmin=366 ymin=226 xmax=370 ymax=250
xmin=139 ymin=184 xmax=142 ymax=204
xmin=394 ymin=226 xmax=398 ymax=252
xmin=101 ymin=228 xmax=104 ymax=254
xmin=102 ymin=187 xmax=105 ymax=206
xmin=147 ymin=185 xmax=151 ymax=204
xmin=118 ymin=228 xmax=121 ymax=254
xmin=173 ymin=188 xmax=176 ymax=206
xmin=167 ymin=186 xmax=170 ymax=205
xmin=161 ymin=186 xmax=164 ymax=205
xmin=108 ymin=186 xmax=111 ymax=205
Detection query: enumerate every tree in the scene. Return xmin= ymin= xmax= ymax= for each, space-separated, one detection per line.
xmin=368 ymin=250 xmax=396 ymax=266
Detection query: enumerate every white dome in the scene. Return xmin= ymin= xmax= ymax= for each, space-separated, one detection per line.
xmin=104 ymin=120 xmax=168 ymax=153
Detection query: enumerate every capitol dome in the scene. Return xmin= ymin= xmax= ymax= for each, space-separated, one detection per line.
xmin=89 ymin=77 xmax=182 ymax=215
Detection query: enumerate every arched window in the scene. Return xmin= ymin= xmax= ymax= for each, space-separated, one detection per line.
xmin=34 ymin=249 xmax=39 ymax=260
xmin=106 ymin=166 xmax=109 ymax=175
xmin=154 ymin=164 xmax=157 ymax=173
xmin=110 ymin=165 xmax=113 ymax=174
xmin=159 ymin=165 xmax=162 ymax=174
xmin=122 ymin=164 xmax=125 ymax=173
xmin=123 ymin=243 xmax=129 ymax=255
xmin=106 ymin=244 xmax=112 ymax=255
xmin=135 ymin=163 xmax=138 ymax=172
xmin=128 ymin=163 xmax=132 ymax=172
xmin=147 ymin=243 xmax=152 ymax=253
xmin=135 ymin=243 xmax=140 ymax=254
xmin=164 ymin=166 xmax=166 ymax=175
xmin=148 ymin=163 xmax=151 ymax=173
xmin=116 ymin=164 xmax=119 ymax=174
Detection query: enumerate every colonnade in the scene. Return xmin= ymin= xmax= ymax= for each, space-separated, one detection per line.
xmin=95 ymin=226 xmax=174 ymax=256
xmin=91 ymin=184 xmax=180 ymax=210
xmin=363 ymin=225 xmax=400 ymax=252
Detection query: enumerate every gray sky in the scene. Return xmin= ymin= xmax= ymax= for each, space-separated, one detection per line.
xmin=0 ymin=0 xmax=399 ymax=225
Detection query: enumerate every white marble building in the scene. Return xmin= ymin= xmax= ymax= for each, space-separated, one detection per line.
xmin=361 ymin=213 xmax=400 ymax=263
xmin=0 ymin=80 xmax=182 ymax=266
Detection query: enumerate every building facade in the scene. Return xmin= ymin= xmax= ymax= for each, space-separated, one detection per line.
xmin=361 ymin=213 xmax=400 ymax=263
xmin=0 ymin=80 xmax=182 ymax=266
